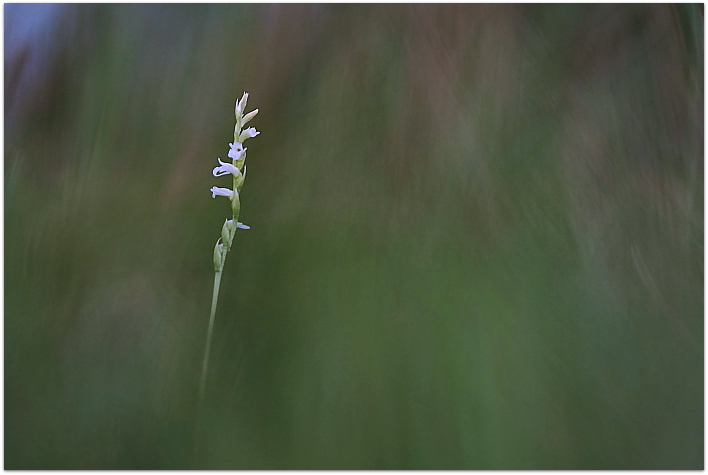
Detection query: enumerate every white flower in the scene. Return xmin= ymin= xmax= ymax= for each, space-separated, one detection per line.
xmin=236 ymin=222 xmax=250 ymax=230
xmin=210 ymin=186 xmax=234 ymax=199
xmin=212 ymin=158 xmax=242 ymax=177
xmin=228 ymin=142 xmax=245 ymax=160
xmin=239 ymin=127 xmax=260 ymax=142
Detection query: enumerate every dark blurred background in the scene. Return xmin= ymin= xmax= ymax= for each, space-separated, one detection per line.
xmin=4 ymin=4 xmax=703 ymax=469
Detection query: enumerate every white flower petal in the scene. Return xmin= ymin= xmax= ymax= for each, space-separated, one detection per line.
xmin=239 ymin=127 xmax=260 ymax=142
xmin=236 ymin=222 xmax=250 ymax=230
xmin=228 ymin=141 xmax=245 ymax=160
xmin=212 ymin=158 xmax=242 ymax=177
xmin=210 ymin=186 xmax=234 ymax=199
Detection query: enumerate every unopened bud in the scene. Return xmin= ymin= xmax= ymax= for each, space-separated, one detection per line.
xmin=241 ymin=108 xmax=259 ymax=126
xmin=236 ymin=92 xmax=248 ymax=116
xmin=235 ymin=165 xmax=246 ymax=191
xmin=213 ymin=240 xmax=226 ymax=272
xmin=221 ymin=219 xmax=236 ymax=246
xmin=231 ymin=188 xmax=241 ymax=217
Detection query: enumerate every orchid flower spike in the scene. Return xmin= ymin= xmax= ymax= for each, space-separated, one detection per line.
xmin=209 ymin=91 xmax=260 ymax=255
xmin=201 ymin=91 xmax=262 ymax=405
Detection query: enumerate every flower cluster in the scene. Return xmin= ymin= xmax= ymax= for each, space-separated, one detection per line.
xmin=211 ymin=92 xmax=259 ymax=272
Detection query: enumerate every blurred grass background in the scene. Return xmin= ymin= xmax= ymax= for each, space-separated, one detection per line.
xmin=4 ymin=4 xmax=703 ymax=469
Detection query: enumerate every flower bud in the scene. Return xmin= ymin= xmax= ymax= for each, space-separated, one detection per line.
xmin=236 ymin=92 xmax=248 ymax=116
xmin=213 ymin=240 xmax=225 ymax=272
xmin=241 ymin=108 xmax=259 ymax=126
xmin=235 ymin=165 xmax=246 ymax=191
xmin=231 ymin=187 xmax=241 ymax=217
xmin=221 ymin=219 xmax=236 ymax=246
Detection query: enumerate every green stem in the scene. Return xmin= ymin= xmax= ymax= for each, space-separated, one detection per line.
xmin=199 ymin=270 xmax=223 ymax=403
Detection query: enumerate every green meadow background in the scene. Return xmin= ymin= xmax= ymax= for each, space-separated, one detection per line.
xmin=5 ymin=4 xmax=703 ymax=469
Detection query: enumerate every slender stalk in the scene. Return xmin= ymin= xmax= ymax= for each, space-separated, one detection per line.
xmin=199 ymin=270 xmax=223 ymax=403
